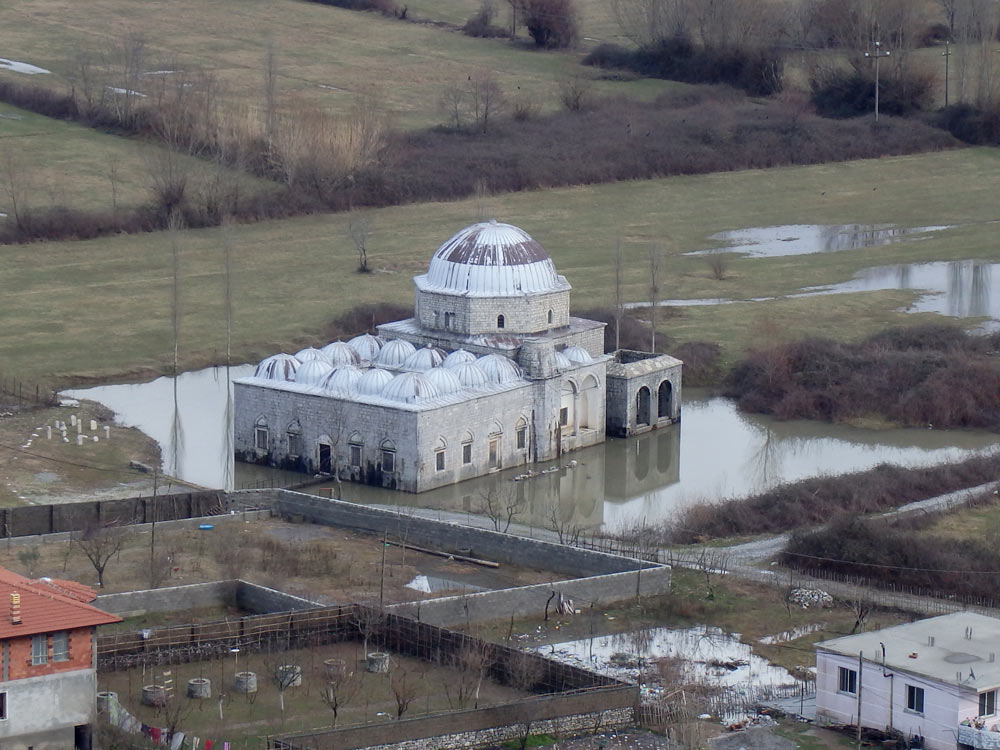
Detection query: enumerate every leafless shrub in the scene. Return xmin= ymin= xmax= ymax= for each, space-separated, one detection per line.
xmin=556 ymin=72 xmax=594 ymax=112
xmin=348 ymin=213 xmax=373 ymax=273
xmin=517 ymin=0 xmax=580 ymax=48
xmin=446 ymin=637 xmax=493 ymax=709
xmin=73 ymin=519 xmax=130 ymax=588
xmin=476 ymin=482 xmax=527 ymax=533
xmin=391 ymin=665 xmax=420 ymax=718
xmin=706 ymin=253 xmax=728 ymax=280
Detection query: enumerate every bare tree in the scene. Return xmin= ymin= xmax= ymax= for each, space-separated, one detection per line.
xmin=647 ymin=243 xmax=663 ymax=352
xmin=613 ymin=237 xmax=624 ymax=351
xmin=439 ymin=78 xmax=469 ymax=130
xmin=469 ymin=69 xmax=506 ymax=132
xmin=476 ymin=482 xmax=526 ymax=533
xmin=352 ymin=604 xmax=385 ymax=657
xmin=1 ymin=149 xmax=32 ymax=232
xmin=264 ymin=653 xmax=302 ymax=720
xmin=106 ymin=153 xmax=120 ymax=220
xmin=390 ymin=665 xmax=420 ymax=718
xmin=446 ymin=637 xmax=493 ymax=709
xmin=348 ymin=213 xmax=373 ymax=273
xmin=706 ymin=253 xmax=728 ymax=281
xmin=319 ymin=666 xmax=359 ymax=727
xmin=546 ymin=501 xmax=583 ymax=545
xmin=17 ymin=547 xmax=40 ymax=577
xmin=612 ymin=0 xmax=692 ymax=46
xmin=263 ymin=37 xmax=279 ymax=156
xmin=107 ymin=32 xmax=147 ymax=129
xmin=74 ymin=520 xmax=129 ymax=588
xmin=506 ymin=648 xmax=543 ymax=692
xmin=556 ymin=72 xmax=593 ymax=112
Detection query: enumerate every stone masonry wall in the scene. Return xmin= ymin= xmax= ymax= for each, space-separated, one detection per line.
xmin=96 ymin=580 xmax=319 ymax=617
xmin=416 ymin=287 xmax=571 ymax=335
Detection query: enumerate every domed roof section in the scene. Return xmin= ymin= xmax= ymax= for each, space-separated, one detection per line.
xmin=375 ymin=339 xmax=417 ymax=368
xmin=418 ymin=220 xmax=567 ymax=297
xmin=295 ymin=347 xmax=329 ymax=363
xmin=424 ymin=366 xmax=463 ymax=395
xmin=553 ymin=351 xmax=572 ymax=370
xmin=294 ymin=359 xmax=334 ymax=386
xmin=452 ymin=362 xmax=490 ymax=388
xmin=381 ymin=372 xmax=440 ymax=403
xmin=321 ymin=341 xmax=361 ymax=367
xmin=401 ymin=345 xmax=446 ymax=372
xmin=357 ymin=367 xmax=395 ymax=396
xmin=442 ymin=349 xmax=477 ymax=368
xmin=563 ymin=346 xmax=593 ymax=364
xmin=255 ymin=353 xmax=300 ymax=381
xmin=476 ymin=354 xmax=523 ymax=384
xmin=320 ymin=365 xmax=362 ymax=394
xmin=348 ymin=333 xmax=384 ymax=362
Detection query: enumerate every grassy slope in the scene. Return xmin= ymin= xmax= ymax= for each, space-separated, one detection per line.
xmin=0 ymin=104 xmax=274 ymax=216
xmin=3 ymin=147 xmax=998 ymax=387
xmin=0 ymin=0 xmax=669 ymax=130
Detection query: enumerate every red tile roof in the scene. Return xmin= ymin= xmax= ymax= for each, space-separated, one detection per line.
xmin=0 ymin=567 xmax=120 ymax=639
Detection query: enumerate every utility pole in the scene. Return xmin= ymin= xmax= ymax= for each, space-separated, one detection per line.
xmin=857 ymin=650 xmax=864 ymax=750
xmin=865 ymin=42 xmax=891 ymax=122
xmin=942 ymin=41 xmax=952 ymax=108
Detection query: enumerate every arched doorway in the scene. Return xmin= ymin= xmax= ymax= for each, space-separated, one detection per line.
xmin=579 ymin=374 xmax=599 ymax=430
xmin=560 ymin=381 xmax=577 ymax=434
xmin=658 ymin=380 xmax=673 ymax=420
xmin=636 ymin=386 xmax=651 ymax=427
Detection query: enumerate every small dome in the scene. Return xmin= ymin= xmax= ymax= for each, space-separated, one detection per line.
xmin=294 ymin=359 xmax=335 ymax=386
xmin=254 ymin=353 xmax=300 ymax=381
xmin=418 ymin=221 xmax=565 ymax=297
xmin=477 ymin=354 xmax=523 ymax=384
xmin=562 ymin=346 xmax=593 ymax=364
xmin=320 ymin=365 xmax=362 ymax=393
xmin=401 ymin=345 xmax=446 ymax=372
xmin=452 ymin=362 xmax=490 ymax=388
xmin=424 ymin=367 xmax=463 ymax=395
xmin=381 ymin=372 xmax=440 ymax=403
xmin=357 ymin=367 xmax=395 ymax=396
xmin=348 ymin=333 xmax=384 ymax=362
xmin=375 ymin=339 xmax=417 ymax=369
xmin=321 ymin=341 xmax=361 ymax=367
xmin=442 ymin=349 xmax=477 ymax=368
xmin=295 ymin=347 xmax=329 ymax=363
xmin=553 ymin=351 xmax=572 ymax=370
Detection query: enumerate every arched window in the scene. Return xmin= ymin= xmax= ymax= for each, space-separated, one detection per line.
xmin=434 ymin=436 xmax=447 ymax=472
xmin=515 ymin=416 xmax=528 ymax=450
xmin=254 ymin=416 xmax=269 ymax=451
xmin=488 ymin=423 xmax=502 ymax=470
xmin=547 ymin=309 xmax=553 ymax=324
xmin=658 ymin=380 xmax=673 ymax=419
xmin=380 ymin=439 xmax=396 ymax=474
xmin=579 ymin=374 xmax=599 ymax=430
xmin=286 ymin=419 xmax=302 ymax=457
xmin=560 ymin=380 xmax=577 ymax=433
xmin=348 ymin=432 xmax=364 ymax=467
xmin=462 ymin=430 xmax=474 ymax=465
xmin=317 ymin=433 xmax=333 ymax=474
xmin=636 ymin=386 xmax=651 ymax=427
xmin=497 ymin=314 xmax=505 ymax=329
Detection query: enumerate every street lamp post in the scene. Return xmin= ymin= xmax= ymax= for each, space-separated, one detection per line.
xmin=865 ymin=41 xmax=891 ymax=122
xmin=942 ymin=40 xmax=952 ymax=108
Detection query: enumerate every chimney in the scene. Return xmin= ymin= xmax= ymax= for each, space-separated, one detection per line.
xmin=10 ymin=592 xmax=21 ymax=624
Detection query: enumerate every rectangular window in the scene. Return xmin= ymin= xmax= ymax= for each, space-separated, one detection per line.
xmin=349 ymin=444 xmax=362 ymax=467
xmin=382 ymin=450 xmax=395 ymax=474
xmin=254 ymin=427 xmax=269 ymax=451
xmin=31 ymin=634 xmax=47 ymax=665
xmin=488 ymin=438 xmax=500 ymax=469
xmin=559 ymin=407 xmax=569 ymax=427
xmin=516 ymin=426 xmax=527 ymax=450
xmin=980 ymin=690 xmax=997 ymax=718
xmin=838 ymin=666 xmax=857 ymax=695
xmin=0 ymin=691 xmax=6 ymax=720
xmin=287 ymin=432 xmax=301 ymax=457
xmin=435 ymin=450 xmax=445 ymax=471
xmin=52 ymin=631 xmax=69 ymax=662
xmin=906 ymin=685 xmax=924 ymax=714
xmin=462 ymin=442 xmax=472 ymax=465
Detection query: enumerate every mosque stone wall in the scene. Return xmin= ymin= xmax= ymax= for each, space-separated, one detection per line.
xmin=416 ymin=287 xmax=570 ymax=335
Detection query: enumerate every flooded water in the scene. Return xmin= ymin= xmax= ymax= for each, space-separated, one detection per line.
xmin=404 ymin=575 xmax=484 ymax=594
xmin=64 ymin=370 xmax=998 ymax=529
xmin=535 ymin=624 xmax=801 ymax=690
xmin=689 ymin=224 xmax=951 ymax=258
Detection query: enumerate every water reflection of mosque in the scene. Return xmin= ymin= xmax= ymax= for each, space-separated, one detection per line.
xmin=350 ymin=425 xmax=681 ymax=533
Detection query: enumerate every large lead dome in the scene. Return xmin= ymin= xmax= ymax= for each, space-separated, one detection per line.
xmin=418 ymin=220 xmax=564 ymax=297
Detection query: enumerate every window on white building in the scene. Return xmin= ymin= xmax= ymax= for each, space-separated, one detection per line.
xmin=254 ymin=417 xmax=269 ymax=451
xmin=981 ymin=690 xmax=997 ymax=717
xmin=462 ymin=441 xmax=473 ymax=465
xmin=515 ymin=418 xmax=527 ymax=450
xmin=380 ymin=440 xmax=396 ymax=474
xmin=837 ymin=666 xmax=857 ymax=695
xmin=52 ymin=631 xmax=69 ymax=662
xmin=31 ymin=633 xmax=47 ymax=665
xmin=435 ymin=450 xmax=445 ymax=471
xmin=0 ymin=691 xmax=6 ymax=720
xmin=906 ymin=685 xmax=925 ymax=714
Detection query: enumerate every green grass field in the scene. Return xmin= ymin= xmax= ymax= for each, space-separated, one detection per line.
xmin=3 ymin=147 xmax=997 ymax=387
xmin=0 ymin=104 xmax=274 ymax=216
xmin=0 ymin=0 xmax=669 ymax=130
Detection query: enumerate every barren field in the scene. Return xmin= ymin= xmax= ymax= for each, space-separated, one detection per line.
xmin=0 ymin=515 xmax=562 ymax=604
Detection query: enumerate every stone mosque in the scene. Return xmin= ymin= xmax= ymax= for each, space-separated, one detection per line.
xmin=234 ymin=220 xmax=682 ymax=493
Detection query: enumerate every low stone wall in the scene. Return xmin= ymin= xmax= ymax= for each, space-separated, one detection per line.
xmin=97 ymin=580 xmax=319 ymax=618
xmin=388 ymin=568 xmax=672 ymax=627
xmin=274 ymin=687 xmax=636 ymax=750
xmin=257 ymin=489 xmax=659 ymax=578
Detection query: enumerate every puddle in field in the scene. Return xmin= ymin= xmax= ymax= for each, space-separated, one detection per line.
xmin=688 ymin=223 xmax=951 ymax=258
xmin=404 ymin=575 xmax=484 ymax=594
xmin=758 ymin=624 xmax=824 ymax=645
xmin=0 ymin=58 xmax=50 ymax=75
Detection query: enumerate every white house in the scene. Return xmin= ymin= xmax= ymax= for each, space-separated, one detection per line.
xmin=815 ymin=612 xmax=1000 ymax=750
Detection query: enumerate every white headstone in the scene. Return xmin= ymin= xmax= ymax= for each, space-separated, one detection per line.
xmin=89 ymin=419 xmax=97 ymax=431
xmin=76 ymin=435 xmax=84 ymax=446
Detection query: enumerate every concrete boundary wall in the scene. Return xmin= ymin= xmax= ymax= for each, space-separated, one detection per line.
xmin=97 ymin=580 xmax=319 ymax=618
xmin=257 ymin=489 xmax=660 ymax=578
xmin=388 ymin=567 xmax=671 ymax=627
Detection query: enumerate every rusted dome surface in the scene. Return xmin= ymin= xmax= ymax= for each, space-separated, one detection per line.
xmin=321 ymin=341 xmax=361 ymax=367
xmin=348 ymin=333 xmax=384 ymax=362
xmin=381 ymin=372 xmax=440 ymax=403
xmin=417 ymin=220 xmax=568 ymax=297
xmin=321 ymin=365 xmax=362 ymax=393
xmin=357 ymin=367 xmax=395 ymax=396
xmin=255 ymin=353 xmax=300 ymax=381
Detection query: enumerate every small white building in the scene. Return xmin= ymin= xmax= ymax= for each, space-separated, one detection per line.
xmin=815 ymin=612 xmax=1000 ymax=750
